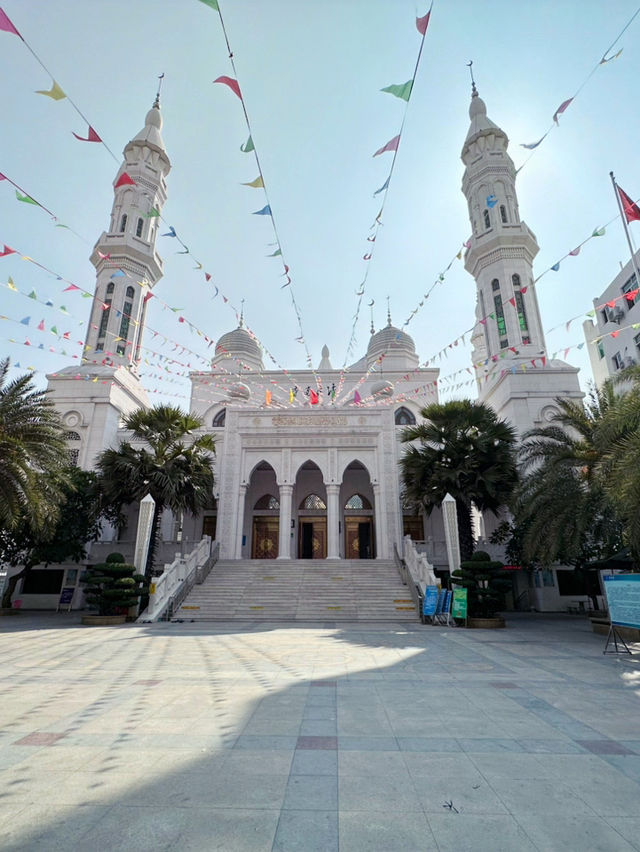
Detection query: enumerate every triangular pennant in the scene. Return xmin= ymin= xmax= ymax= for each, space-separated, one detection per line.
xmin=380 ymin=80 xmax=413 ymax=101
xmin=373 ymin=134 xmax=400 ymax=157
xmin=72 ymin=125 xmax=102 ymax=143
xmin=253 ymin=205 xmax=272 ymax=216
xmin=213 ymin=75 xmax=242 ymax=99
xmin=35 ymin=80 xmax=66 ymax=100
xmin=114 ymin=172 xmax=135 ymax=188
xmin=15 ymin=190 xmax=38 ymax=205
xmin=241 ymin=175 xmax=264 ymax=188
xmin=416 ymin=10 xmax=431 ymax=35
xmin=240 ymin=135 xmax=255 ymax=153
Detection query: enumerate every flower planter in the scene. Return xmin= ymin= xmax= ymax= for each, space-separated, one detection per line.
xmin=467 ymin=616 xmax=506 ymax=629
xmin=81 ymin=615 xmax=127 ymax=626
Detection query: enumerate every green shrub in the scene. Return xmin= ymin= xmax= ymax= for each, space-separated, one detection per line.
xmin=451 ymin=551 xmax=510 ymax=618
xmin=83 ymin=557 xmax=148 ymax=616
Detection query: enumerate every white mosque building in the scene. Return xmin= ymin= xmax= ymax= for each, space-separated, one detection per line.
xmin=31 ymin=83 xmax=583 ymax=609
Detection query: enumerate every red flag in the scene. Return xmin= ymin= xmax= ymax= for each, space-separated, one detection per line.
xmin=0 ymin=8 xmax=21 ymax=37
xmin=416 ymin=10 xmax=431 ymax=35
xmin=205 ymin=272 xmax=211 ymax=281
xmin=213 ymin=75 xmax=242 ymax=99
xmin=552 ymin=97 xmax=573 ymax=124
xmin=309 ymin=389 xmax=319 ymax=405
xmin=72 ymin=126 xmax=102 ymax=143
xmin=617 ymin=184 xmax=640 ymax=223
xmin=143 ymin=291 xmax=153 ymax=303
xmin=115 ymin=172 xmax=135 ymax=188
xmin=0 ymin=244 xmax=16 ymax=257
xmin=373 ymin=134 xmax=400 ymax=157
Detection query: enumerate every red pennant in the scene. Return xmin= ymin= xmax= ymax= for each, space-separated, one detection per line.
xmin=611 ymin=330 xmax=620 ymax=338
xmin=508 ymin=297 xmax=516 ymax=307
xmin=617 ymin=184 xmax=640 ymax=224
xmin=63 ymin=284 xmax=80 ymax=292
xmin=607 ymin=299 xmax=617 ymax=308
xmin=114 ymin=172 xmax=135 ymax=188
xmin=625 ymin=289 xmax=639 ymax=301
xmin=98 ymin=251 xmax=111 ymax=259
xmin=213 ymin=75 xmax=242 ymax=99
xmin=0 ymin=244 xmax=16 ymax=257
xmin=520 ymin=286 xmax=528 ymax=294
xmin=309 ymin=389 xmax=319 ymax=405
xmin=72 ymin=126 xmax=102 ymax=143
xmin=0 ymin=8 xmax=21 ymax=37
xmin=416 ymin=10 xmax=431 ymax=35
xmin=143 ymin=292 xmax=153 ymax=303
xmin=205 ymin=273 xmax=211 ymax=282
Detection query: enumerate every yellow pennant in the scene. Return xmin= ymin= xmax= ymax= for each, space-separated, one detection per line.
xmin=7 ymin=276 xmax=17 ymax=291
xmin=35 ymin=80 xmax=66 ymax=101
xmin=241 ymin=175 xmax=265 ymax=188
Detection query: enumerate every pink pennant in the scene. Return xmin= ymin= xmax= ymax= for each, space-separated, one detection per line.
xmin=373 ymin=134 xmax=400 ymax=157
xmin=541 ymin=356 xmax=546 ymax=366
xmin=611 ymin=330 xmax=620 ymax=338
xmin=569 ymin=246 xmax=580 ymax=256
xmin=0 ymin=244 xmax=16 ymax=257
xmin=0 ymin=8 xmax=21 ymax=37
xmin=553 ymin=97 xmax=573 ymax=124
xmin=213 ymin=75 xmax=242 ymax=99
xmin=564 ymin=348 xmax=571 ymax=358
xmin=416 ymin=9 xmax=431 ymax=35
xmin=520 ymin=286 xmax=528 ymax=294
xmin=37 ymin=319 xmax=45 ymax=331
xmin=143 ymin=291 xmax=153 ymax=303
xmin=363 ymin=252 xmax=372 ymax=260
xmin=508 ymin=297 xmax=516 ymax=307
xmin=72 ymin=126 xmax=102 ymax=143
xmin=98 ymin=251 xmax=111 ymax=259
xmin=114 ymin=172 xmax=135 ymax=188
xmin=205 ymin=272 xmax=211 ymax=282
xmin=63 ymin=284 xmax=80 ymax=292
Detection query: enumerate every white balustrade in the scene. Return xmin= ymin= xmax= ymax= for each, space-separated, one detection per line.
xmin=403 ymin=535 xmax=437 ymax=590
xmin=140 ymin=536 xmax=214 ymax=622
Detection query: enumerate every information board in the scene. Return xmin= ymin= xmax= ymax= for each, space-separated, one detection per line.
xmin=603 ymin=574 xmax=640 ymax=629
xmin=58 ymin=587 xmax=74 ymax=605
xmin=451 ymin=588 xmax=468 ymax=619
xmin=423 ymin=586 xmax=439 ymax=616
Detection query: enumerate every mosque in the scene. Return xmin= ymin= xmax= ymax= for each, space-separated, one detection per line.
xmin=43 ymin=84 xmax=582 ymax=581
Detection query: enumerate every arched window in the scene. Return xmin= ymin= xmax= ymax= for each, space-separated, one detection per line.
xmin=119 ymin=213 xmax=127 ymax=233
xmin=126 ymin=286 xmax=135 ymax=299
xmin=106 ymin=282 xmax=114 ymax=295
xmin=212 ymin=408 xmax=226 ymax=427
xmin=500 ymin=204 xmax=507 ymax=224
xmin=136 ymin=218 xmax=143 ymax=238
xmin=394 ymin=407 xmax=416 ymax=426
xmin=300 ymin=494 xmax=326 ymax=510
xmin=344 ymin=494 xmax=372 ymax=510
xmin=483 ymin=209 xmax=490 ymax=229
xmin=512 ymin=273 xmax=530 ymax=341
xmin=254 ymin=494 xmax=280 ymax=510
xmin=64 ymin=431 xmax=81 ymax=441
xmin=492 ymin=278 xmax=500 ymax=292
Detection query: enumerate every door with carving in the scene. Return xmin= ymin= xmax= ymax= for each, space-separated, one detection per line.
xmin=345 ymin=517 xmax=374 ymax=559
xmin=252 ymin=518 xmax=279 ymax=559
xmin=298 ymin=518 xmax=327 ymax=559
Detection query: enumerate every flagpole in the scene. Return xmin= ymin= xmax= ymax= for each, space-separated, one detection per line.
xmin=610 ymin=171 xmax=640 ymax=288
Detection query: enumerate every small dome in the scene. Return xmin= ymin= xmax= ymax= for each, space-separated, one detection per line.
xmin=144 ymin=106 xmax=162 ymax=129
xmin=367 ymin=324 xmax=415 ymax=358
xmin=228 ymin=382 xmax=250 ymax=400
xmin=213 ymin=326 xmax=264 ymax=371
xmin=469 ymin=93 xmax=487 ymax=121
xmin=371 ymin=379 xmax=394 ymax=398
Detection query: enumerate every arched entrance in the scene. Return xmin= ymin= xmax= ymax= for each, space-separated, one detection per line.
xmin=343 ymin=494 xmax=375 ymax=559
xmin=298 ymin=494 xmax=327 ymax=559
xmin=247 ymin=462 xmax=279 ymax=559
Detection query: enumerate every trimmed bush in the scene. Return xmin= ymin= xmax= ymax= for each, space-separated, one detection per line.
xmin=83 ymin=553 xmax=148 ymax=616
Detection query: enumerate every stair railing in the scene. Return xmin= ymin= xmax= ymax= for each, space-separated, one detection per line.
xmin=393 ymin=543 xmax=424 ymax=622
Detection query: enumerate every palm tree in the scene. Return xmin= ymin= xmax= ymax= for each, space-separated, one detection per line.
xmin=96 ymin=404 xmax=215 ymax=576
xmin=515 ymin=382 xmax=625 ymax=567
xmin=0 ymin=358 xmax=70 ymax=532
xmin=400 ymin=400 xmax=517 ymax=561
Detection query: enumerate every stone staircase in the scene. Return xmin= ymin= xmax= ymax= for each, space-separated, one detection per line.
xmin=174 ymin=559 xmax=419 ymax=622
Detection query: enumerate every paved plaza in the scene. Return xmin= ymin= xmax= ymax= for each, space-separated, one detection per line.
xmin=1 ymin=614 xmax=640 ymax=851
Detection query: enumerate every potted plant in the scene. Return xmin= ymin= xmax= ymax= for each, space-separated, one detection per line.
xmin=81 ymin=552 xmax=148 ymax=625
xmin=451 ymin=550 xmax=509 ymax=628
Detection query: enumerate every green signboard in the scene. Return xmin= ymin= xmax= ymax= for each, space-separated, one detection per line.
xmin=452 ymin=588 xmax=468 ymax=619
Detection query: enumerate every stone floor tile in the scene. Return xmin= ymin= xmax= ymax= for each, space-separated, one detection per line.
xmin=290 ymin=749 xmax=337 ymax=775
xmin=338 ymin=750 xmax=409 ymax=777
xmin=272 ymin=809 xmax=338 ymax=852
xmin=299 ymin=720 xmax=337 ymax=737
xmin=517 ymin=813 xmax=637 ymax=851
xmin=338 ymin=736 xmax=399 ymax=751
xmin=413 ymin=776 xmax=509 ymax=815
xmin=282 ymin=774 xmax=337 ymax=810
xmin=0 ymin=803 xmax=111 ymax=851
xmin=339 ymin=810 xmax=436 ymax=852
xmin=296 ymin=735 xmax=337 ymax=750
xmin=427 ymin=814 xmax=538 ymax=852
xmin=338 ymin=773 xmax=422 ymax=812
xmin=396 ymin=737 xmax=460 ymax=752
xmin=576 ymin=739 xmax=637 ymax=755
xmin=488 ymin=777 xmax=597 ymax=815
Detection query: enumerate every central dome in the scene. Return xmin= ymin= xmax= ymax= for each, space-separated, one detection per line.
xmin=366 ymin=320 xmax=418 ymax=369
xmin=213 ymin=325 xmax=263 ymax=371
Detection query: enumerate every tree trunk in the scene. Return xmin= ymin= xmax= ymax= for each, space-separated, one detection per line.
xmin=456 ymin=500 xmax=474 ymax=563
xmin=1 ymin=564 xmax=31 ymax=609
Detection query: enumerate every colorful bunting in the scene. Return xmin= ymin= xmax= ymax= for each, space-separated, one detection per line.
xmin=0 ymin=8 xmax=20 ymax=37
xmin=374 ymin=176 xmax=390 ymax=196
xmin=309 ymin=389 xmax=319 ymax=405
xmin=240 ymin=135 xmax=255 ymax=153
xmin=72 ymin=125 xmax=102 ymax=143
xmin=114 ymin=172 xmax=135 ymax=188
xmin=35 ymin=80 xmax=66 ymax=100
xmin=144 ymin=207 xmax=160 ymax=218
xmin=592 ymin=227 xmax=606 ymax=237
xmin=486 ymin=194 xmax=498 ymax=208
xmin=354 ymin=390 xmax=362 ymax=405
xmin=600 ymin=48 xmax=623 ymax=64
xmin=162 ymin=227 xmax=177 ymax=237
xmin=252 ymin=205 xmax=272 ymax=216
xmin=568 ymin=247 xmax=581 ymax=256
xmin=380 ymin=80 xmax=413 ymax=101
xmin=0 ymin=245 xmax=16 ymax=257
xmin=213 ymin=75 xmax=242 ymax=100
xmin=241 ymin=175 xmax=265 ymax=188
xmin=7 ymin=277 xmax=17 ymax=291
xmin=14 ymin=190 xmax=37 ymax=206
xmin=373 ymin=134 xmax=400 ymax=157
xmin=551 ymin=262 xmax=560 ymax=272
xmin=198 ymin=0 xmax=219 ymax=9
xmin=416 ymin=9 xmax=431 ymax=35
xmin=552 ymin=97 xmax=573 ymax=124
xmin=520 ymin=134 xmax=547 ymax=150
xmin=20 ymin=317 xmax=30 ymax=325
xmin=267 ymin=248 xmax=282 ymax=257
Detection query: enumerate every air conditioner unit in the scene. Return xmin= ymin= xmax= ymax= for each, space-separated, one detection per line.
xmin=613 ymin=307 xmax=625 ymax=323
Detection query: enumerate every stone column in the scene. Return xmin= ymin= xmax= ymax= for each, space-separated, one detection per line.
xmin=326 ymin=484 xmax=340 ymax=560
xmin=372 ymin=483 xmax=384 ymax=559
xmin=277 ymin=484 xmax=293 ymax=559
xmin=234 ymin=483 xmax=248 ymax=559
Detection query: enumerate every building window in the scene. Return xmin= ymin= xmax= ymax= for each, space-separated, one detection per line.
xmin=493 ymin=292 xmax=509 ymax=347
xmin=394 ymin=406 xmax=416 ymax=426
xmin=254 ymin=494 xmax=280 ymax=510
xmin=119 ymin=298 xmax=133 ymax=345
xmin=212 ymin=409 xmax=226 ymax=427
xmin=136 ymin=218 xmax=143 ymax=238
xmin=126 ymin=285 xmax=135 ymax=299
xmin=491 ymin=278 xmax=500 ymax=292
xmin=98 ymin=300 xmax=111 ymax=339
xmin=68 ymin=448 xmax=80 ymax=466
xmin=612 ymin=352 xmax=624 ymax=370
xmin=622 ymin=273 xmax=638 ymax=308
xmin=119 ymin=213 xmax=127 ymax=233
xmin=345 ymin=494 xmax=372 ymax=510
xmin=512 ymin=274 xmax=530 ymax=338
xmin=483 ymin=209 xmax=490 ymax=230
xmin=116 ymin=344 xmax=126 ymax=356
xmin=500 ymin=204 xmax=507 ymax=223
xmin=598 ymin=341 xmax=606 ymax=359
xmin=95 ymin=342 xmax=104 ymax=352
xmin=300 ymin=494 xmax=326 ymax=510
xmin=106 ymin=282 xmax=114 ymax=295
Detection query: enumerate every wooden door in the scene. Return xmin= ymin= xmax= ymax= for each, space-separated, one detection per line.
xmin=345 ymin=516 xmax=373 ymax=559
xmin=298 ymin=517 xmax=327 ymax=559
xmin=252 ymin=518 xmax=279 ymax=559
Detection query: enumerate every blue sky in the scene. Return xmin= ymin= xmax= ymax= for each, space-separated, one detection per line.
xmin=1 ymin=0 xmax=639 ymax=406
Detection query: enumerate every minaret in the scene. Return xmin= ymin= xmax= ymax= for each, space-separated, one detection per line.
xmin=461 ymin=82 xmax=581 ymax=434
xmin=84 ymin=92 xmax=171 ymax=369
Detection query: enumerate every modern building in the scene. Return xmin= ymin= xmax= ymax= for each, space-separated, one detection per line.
xmin=8 ymin=85 xmax=587 ymax=612
xmin=583 ymin=250 xmax=640 ymax=387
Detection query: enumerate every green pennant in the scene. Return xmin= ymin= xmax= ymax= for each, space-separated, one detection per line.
xmin=198 ymin=0 xmax=219 ymax=9
xmin=28 ymin=290 xmax=37 ymax=299
xmin=50 ymin=325 xmax=58 ymax=334
xmin=144 ymin=207 xmax=160 ymax=218
xmin=586 ymin=309 xmax=595 ymax=317
xmin=267 ymin=248 xmax=282 ymax=257
xmin=16 ymin=190 xmax=38 ymax=205
xmin=380 ymin=80 xmax=413 ymax=102
xmin=55 ymin=223 xmax=70 ymax=229
xmin=592 ymin=227 xmax=606 ymax=237
xmin=59 ymin=306 xmax=68 ymax=313
xmin=81 ymin=292 xmax=92 ymax=298
xmin=240 ymin=135 xmax=254 ymax=153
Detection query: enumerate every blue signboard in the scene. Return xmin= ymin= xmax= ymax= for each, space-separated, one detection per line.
xmin=442 ymin=590 xmax=452 ymax=615
xmin=603 ymin=574 xmax=640 ymax=629
xmin=423 ymin=586 xmax=439 ymax=616
xmin=59 ymin=587 xmax=74 ymax=605
xmin=435 ymin=590 xmax=446 ymax=615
